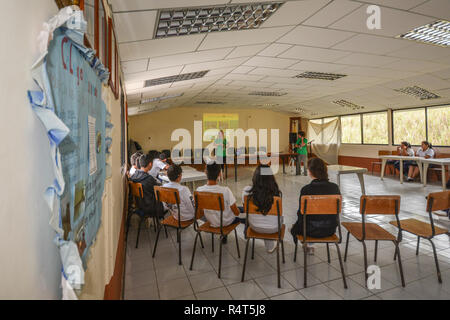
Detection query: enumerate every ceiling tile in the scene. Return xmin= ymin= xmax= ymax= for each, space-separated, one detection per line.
xmin=385 ymin=42 xmax=450 ymax=61
xmin=257 ymin=43 xmax=293 ymax=57
xmin=303 ymin=0 xmax=363 ymax=27
xmin=334 ymin=53 xmax=400 ymax=67
xmin=248 ymin=67 xmax=299 ymax=78
xmin=225 ymin=44 xmax=268 ymax=59
xmin=332 ymin=34 xmax=412 ymax=54
xmin=119 ymin=34 xmax=205 ymax=61
xmin=231 ymin=66 xmax=256 ymax=74
xmin=222 ymin=74 xmax=267 ymax=82
xmin=382 ymin=59 xmax=446 ymax=73
xmin=114 ymin=11 xmax=157 ymax=43
xmin=353 ymin=0 xmax=429 ymax=10
xmin=110 ymin=0 xmax=227 ymax=12
xmin=125 ymin=66 xmax=184 ymax=82
xmin=279 ymin=46 xmax=351 ymax=62
xmin=243 ymin=56 xmax=298 ymax=68
xmin=122 ymin=59 xmax=149 ymax=74
xmin=198 ymin=26 xmax=293 ymax=51
xmin=410 ymin=0 xmax=450 ymax=20
xmin=261 ymin=0 xmax=331 ymax=28
xmin=182 ymin=57 xmax=248 ymax=73
xmin=278 ymin=25 xmax=355 ymax=48
xmin=288 ymin=60 xmax=347 ymax=72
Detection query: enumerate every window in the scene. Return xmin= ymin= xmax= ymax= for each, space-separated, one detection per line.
xmin=427 ymin=105 xmax=450 ymax=146
xmin=97 ymin=0 xmax=107 ymax=65
xmin=83 ymin=0 xmax=95 ymax=49
xmin=393 ymin=108 xmax=426 ymax=145
xmin=341 ymin=114 xmax=361 ymax=144
xmin=363 ymin=112 xmax=388 ymax=144
xmin=323 ymin=117 xmax=338 ymax=124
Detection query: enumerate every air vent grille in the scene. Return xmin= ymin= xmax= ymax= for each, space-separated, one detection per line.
xmin=294 ymin=72 xmax=347 ymax=81
xmin=249 ymin=91 xmax=287 ymax=97
xmin=333 ymin=100 xmax=365 ymax=110
xmin=141 ymin=93 xmax=184 ymax=104
xmin=144 ymin=70 xmax=209 ymax=87
xmin=195 ymin=101 xmax=225 ymax=105
xmin=394 ymin=86 xmax=441 ymax=100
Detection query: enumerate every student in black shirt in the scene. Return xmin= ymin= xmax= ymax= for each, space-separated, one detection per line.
xmin=290 ymin=157 xmax=341 ymax=253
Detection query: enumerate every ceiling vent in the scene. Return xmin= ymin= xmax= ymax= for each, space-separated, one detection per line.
xmin=294 ymin=71 xmax=347 ymax=81
xmin=394 ymin=86 xmax=441 ymax=100
xmin=398 ymin=20 xmax=450 ymax=47
xmin=141 ymin=93 xmax=184 ymax=104
xmin=144 ymin=70 xmax=209 ymax=87
xmin=155 ymin=2 xmax=284 ymax=38
xmin=249 ymin=91 xmax=287 ymax=97
xmin=195 ymin=101 xmax=225 ymax=105
xmin=333 ymin=100 xmax=365 ymax=110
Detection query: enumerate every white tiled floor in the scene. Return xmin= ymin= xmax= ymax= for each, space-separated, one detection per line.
xmin=124 ymin=168 xmax=450 ymax=300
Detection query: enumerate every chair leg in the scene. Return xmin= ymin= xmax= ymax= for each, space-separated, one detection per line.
xmin=281 ymin=240 xmax=285 ymax=264
xmin=276 ymin=241 xmax=281 ymax=288
xmin=176 ymin=229 xmax=180 ymax=243
xmin=234 ymin=229 xmax=241 ymax=258
xmin=241 ymin=239 xmax=250 ymax=282
xmin=251 ymin=238 xmax=255 ymax=260
xmin=199 ymin=233 xmax=205 ymax=249
xmin=152 ymin=216 xmax=157 ymax=232
xmin=136 ymin=217 xmax=144 ymax=249
xmin=218 ymin=235 xmax=224 ymax=278
xmin=164 ymin=225 xmax=168 ymax=238
xmin=374 ymin=240 xmax=378 ymax=262
xmin=362 ymin=241 xmax=368 ymax=285
xmin=416 ymin=236 xmax=421 ymax=256
xmin=326 ymin=243 xmax=331 ymax=263
xmin=344 ymin=231 xmax=350 ymax=262
xmin=152 ymin=224 xmax=162 ymax=257
xmin=211 ymin=234 xmax=214 ymax=253
xmin=294 ymin=240 xmax=298 ymax=262
xmin=189 ymin=233 xmax=199 ymax=270
xmin=394 ymin=244 xmax=398 ymax=261
xmin=335 ymin=243 xmax=348 ymax=289
xmin=427 ymin=238 xmax=442 ymax=283
xmin=303 ymin=244 xmax=308 ymax=288
xmin=178 ymin=229 xmax=182 ymax=266
xmin=394 ymin=241 xmax=406 ymax=287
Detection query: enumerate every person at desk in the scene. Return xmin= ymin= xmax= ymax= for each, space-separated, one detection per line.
xmin=393 ymin=141 xmax=415 ymax=177
xmin=406 ymin=141 xmax=435 ymax=182
xmin=150 ymin=153 xmax=170 ymax=181
xmin=295 ymin=131 xmax=308 ymax=176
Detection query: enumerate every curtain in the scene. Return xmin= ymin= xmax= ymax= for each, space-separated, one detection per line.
xmin=307 ymin=118 xmax=341 ymax=164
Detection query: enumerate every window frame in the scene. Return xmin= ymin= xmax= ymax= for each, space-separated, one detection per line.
xmin=96 ymin=0 xmax=108 ymax=66
xmin=108 ymin=17 xmax=119 ymax=99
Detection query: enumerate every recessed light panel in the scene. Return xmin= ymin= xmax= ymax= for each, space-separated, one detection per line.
xmin=144 ymin=70 xmax=209 ymax=87
xmin=155 ymin=2 xmax=284 ymax=38
xmin=294 ymin=72 xmax=347 ymax=81
xmin=249 ymin=91 xmax=287 ymax=96
xmin=398 ymin=20 xmax=450 ymax=47
xmin=395 ymin=86 xmax=441 ymax=100
xmin=333 ymin=100 xmax=365 ymax=110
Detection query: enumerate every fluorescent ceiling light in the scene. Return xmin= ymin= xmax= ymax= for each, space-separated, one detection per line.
xmin=141 ymin=93 xmax=184 ymax=104
xmin=144 ymin=70 xmax=209 ymax=87
xmin=333 ymin=100 xmax=365 ymax=110
xmin=395 ymin=86 xmax=441 ymax=100
xmin=249 ymin=91 xmax=287 ymax=96
xmin=294 ymin=72 xmax=347 ymax=81
xmin=155 ymin=2 xmax=284 ymax=38
xmin=398 ymin=20 xmax=450 ymax=47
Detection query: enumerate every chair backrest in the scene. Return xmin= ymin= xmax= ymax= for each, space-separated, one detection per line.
xmin=129 ymin=181 xmax=144 ymax=199
xmin=300 ymin=195 xmax=342 ymax=215
xmin=244 ymin=196 xmax=282 ymax=216
xmin=378 ymin=150 xmax=391 ymax=156
xmin=360 ymin=195 xmax=400 ymax=215
xmin=391 ymin=150 xmax=398 ymax=155
xmin=427 ymin=191 xmax=450 ymax=212
xmin=154 ymin=186 xmax=180 ymax=205
xmin=194 ymin=191 xmax=225 ymax=220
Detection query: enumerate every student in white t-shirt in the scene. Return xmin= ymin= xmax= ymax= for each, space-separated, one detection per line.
xmin=149 ymin=153 xmax=170 ymax=179
xmin=162 ymin=164 xmax=195 ymax=221
xmin=393 ymin=141 xmax=415 ymax=176
xmin=196 ymin=162 xmax=243 ymax=244
xmin=129 ymin=152 xmax=142 ymax=177
xmin=242 ymin=165 xmax=282 ymax=253
xmin=407 ymin=141 xmax=435 ymax=182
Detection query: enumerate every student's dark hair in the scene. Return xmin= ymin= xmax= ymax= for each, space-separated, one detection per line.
xmin=139 ymin=154 xmax=152 ymax=169
xmin=206 ymin=162 xmax=221 ymax=181
xmin=167 ymin=164 xmax=182 ymax=182
xmin=159 ymin=152 xmax=167 ymax=160
xmin=130 ymin=153 xmax=138 ymax=166
xmin=248 ymin=165 xmax=280 ymax=215
xmin=307 ymin=157 xmax=328 ymax=180
xmin=401 ymin=141 xmax=411 ymax=149
xmin=298 ymin=131 xmax=306 ymax=137
xmin=422 ymin=141 xmax=433 ymax=149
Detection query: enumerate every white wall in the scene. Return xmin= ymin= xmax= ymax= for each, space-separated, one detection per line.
xmin=0 ymin=0 xmax=61 ymax=299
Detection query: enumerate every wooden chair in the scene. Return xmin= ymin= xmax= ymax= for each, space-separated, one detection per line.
xmin=294 ymin=195 xmax=348 ymax=289
xmin=342 ymin=195 xmax=405 ymax=287
xmin=189 ymin=191 xmax=241 ymax=278
xmin=241 ymin=196 xmax=285 ymax=288
xmin=390 ymin=191 xmax=450 ymax=283
xmin=371 ymin=150 xmax=391 ymax=175
xmin=152 ymin=186 xmax=204 ymax=265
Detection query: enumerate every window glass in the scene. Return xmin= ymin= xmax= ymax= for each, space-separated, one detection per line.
xmin=427 ymin=105 xmax=450 ymax=146
xmin=393 ymin=108 xmax=425 ymax=145
xmin=363 ymin=112 xmax=388 ymax=144
xmin=341 ymin=115 xmax=361 ymax=144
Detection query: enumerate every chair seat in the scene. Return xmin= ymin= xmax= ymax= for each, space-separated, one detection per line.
xmin=198 ymin=221 xmax=240 ymax=235
xmin=161 ymin=215 xmax=194 ymax=229
xmin=342 ymin=222 xmax=396 ymax=241
xmin=390 ymin=219 xmax=448 ymax=238
xmin=247 ymin=225 xmax=285 ymax=240
xmin=296 ymin=233 xmax=339 ymax=243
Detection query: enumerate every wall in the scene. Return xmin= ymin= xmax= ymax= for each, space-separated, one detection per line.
xmin=0 ymin=0 xmax=61 ymax=299
xmin=128 ymin=107 xmax=292 ymax=153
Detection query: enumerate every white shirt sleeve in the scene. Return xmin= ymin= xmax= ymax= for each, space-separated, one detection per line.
xmin=227 ymin=187 xmax=236 ymax=207
xmin=157 ymin=159 xmax=167 ymax=169
xmin=407 ymin=148 xmax=415 ymax=156
xmin=241 ymin=186 xmax=251 ymax=204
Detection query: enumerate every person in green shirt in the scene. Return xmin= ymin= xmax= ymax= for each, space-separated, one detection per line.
xmin=295 ymin=131 xmax=308 ymax=176
xmin=214 ymin=130 xmax=228 ymax=170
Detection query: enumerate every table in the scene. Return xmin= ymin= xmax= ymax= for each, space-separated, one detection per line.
xmin=421 ymin=158 xmax=450 ymax=190
xmin=158 ymin=166 xmax=207 ymax=190
xmin=380 ymin=155 xmax=423 ymax=184
xmin=328 ymin=165 xmax=368 ymax=195
xmin=269 ymin=153 xmax=298 ymax=174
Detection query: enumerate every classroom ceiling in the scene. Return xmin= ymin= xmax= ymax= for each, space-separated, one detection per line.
xmin=107 ymin=0 xmax=450 ymax=118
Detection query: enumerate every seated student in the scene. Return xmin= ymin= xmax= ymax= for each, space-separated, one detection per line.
xmin=290 ymin=157 xmax=341 ymax=254
xmin=130 ymin=154 xmax=164 ymax=218
xmin=196 ymin=162 xmax=243 ymax=243
xmin=149 ymin=153 xmax=170 ymax=180
xmin=407 ymin=141 xmax=435 ymax=182
xmin=129 ymin=152 xmax=142 ymax=177
xmin=163 ymin=164 xmax=195 ymax=221
xmin=393 ymin=141 xmax=415 ymax=176
xmin=242 ymin=165 xmax=282 ymax=253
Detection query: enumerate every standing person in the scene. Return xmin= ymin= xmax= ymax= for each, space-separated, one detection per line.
xmin=295 ymin=131 xmax=308 ymax=176
xmin=393 ymin=141 xmax=415 ymax=177
xmin=242 ymin=165 xmax=282 ymax=253
xmin=214 ymin=130 xmax=228 ymax=170
xmin=407 ymin=141 xmax=435 ymax=182
xmin=290 ymin=157 xmax=341 ymax=255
